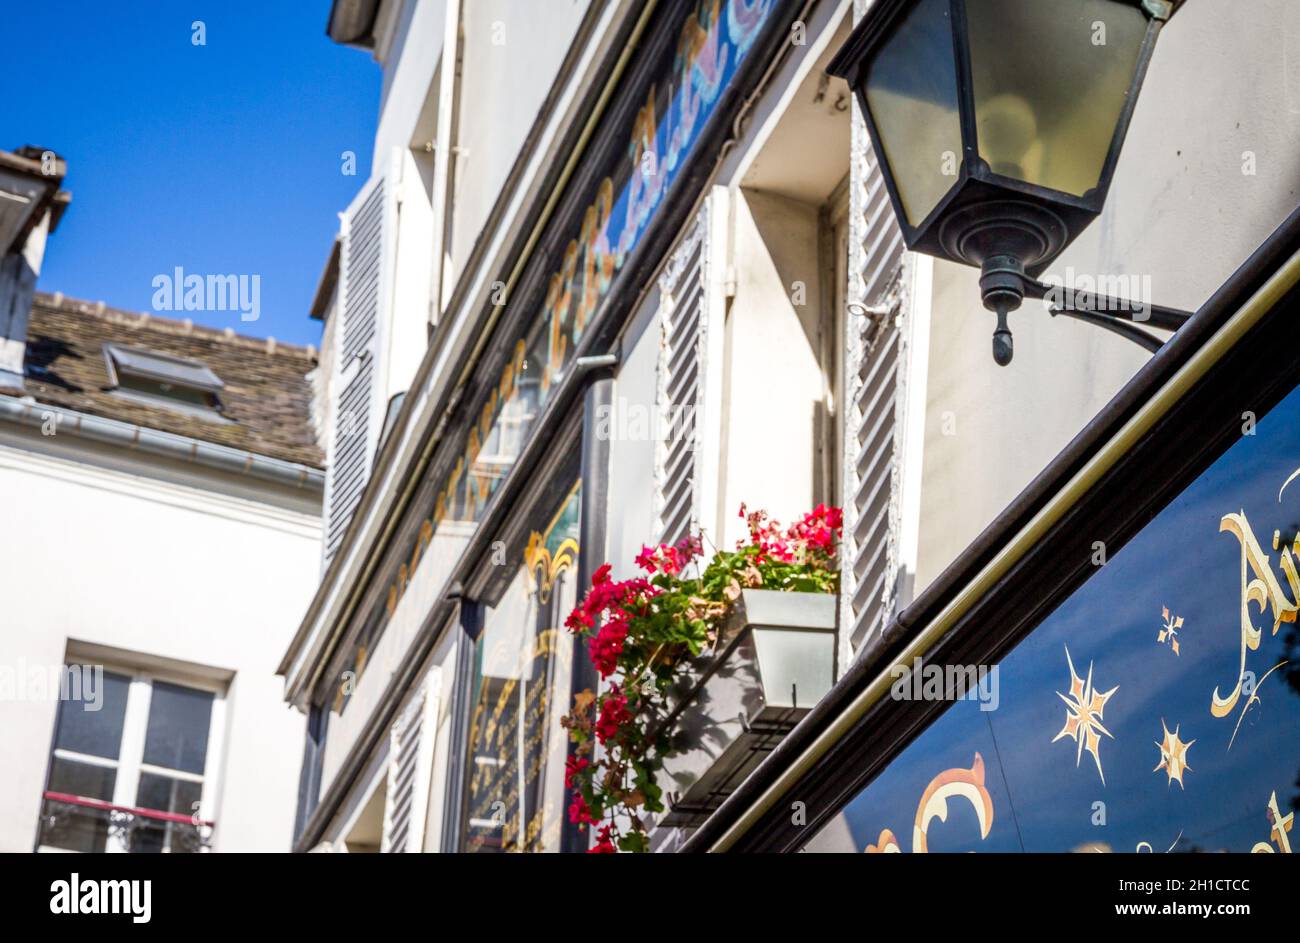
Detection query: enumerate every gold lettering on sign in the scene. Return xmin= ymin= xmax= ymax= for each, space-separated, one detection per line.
xmin=865 ymin=754 xmax=994 ymax=853
xmin=491 ymin=678 xmax=517 ymax=726
xmin=533 ymin=629 xmax=559 ymax=659
xmin=1214 ymin=512 xmax=1299 ymax=717
xmin=524 ymin=535 xmax=578 ymax=604
xmin=575 ymin=179 xmax=615 ymax=340
xmin=1251 ymin=791 xmax=1294 ymax=853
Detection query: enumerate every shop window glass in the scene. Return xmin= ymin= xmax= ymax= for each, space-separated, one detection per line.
xmin=460 ymin=473 xmax=582 ymax=853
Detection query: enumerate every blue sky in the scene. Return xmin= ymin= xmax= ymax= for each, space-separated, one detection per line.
xmin=0 ymin=2 xmax=381 ymax=347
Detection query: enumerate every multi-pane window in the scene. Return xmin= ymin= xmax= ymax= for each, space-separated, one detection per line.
xmin=37 ymin=667 xmax=222 ymax=854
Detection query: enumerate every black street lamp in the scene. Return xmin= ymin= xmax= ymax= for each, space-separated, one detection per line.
xmin=829 ymin=0 xmax=1188 ymax=364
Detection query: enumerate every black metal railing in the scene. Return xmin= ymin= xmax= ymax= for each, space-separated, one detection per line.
xmin=38 ymin=791 xmax=214 ymax=853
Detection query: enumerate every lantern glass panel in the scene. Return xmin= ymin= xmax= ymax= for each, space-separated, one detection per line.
xmin=863 ymin=0 xmax=963 ymax=226
xmin=967 ymin=0 xmax=1148 ymax=198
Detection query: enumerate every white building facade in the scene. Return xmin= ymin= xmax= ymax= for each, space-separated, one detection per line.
xmin=285 ymin=0 xmax=1300 ymax=853
xmin=0 ymin=147 xmax=325 ymax=853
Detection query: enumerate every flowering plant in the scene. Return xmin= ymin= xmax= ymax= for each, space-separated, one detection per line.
xmin=562 ymin=503 xmax=843 ymax=852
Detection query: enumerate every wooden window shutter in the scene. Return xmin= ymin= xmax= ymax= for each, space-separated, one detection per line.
xmin=842 ymin=105 xmax=907 ymax=654
xmin=654 ymin=189 xmax=728 ymax=547
xmin=324 ymin=173 xmax=394 ymax=565
xmin=380 ymin=669 xmax=441 ymax=853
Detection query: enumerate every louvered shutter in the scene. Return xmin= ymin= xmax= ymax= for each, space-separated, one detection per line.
xmin=381 ymin=669 xmax=441 ymax=853
xmin=324 ymin=175 xmax=393 ymax=565
xmin=842 ymin=97 xmax=906 ymax=654
xmin=654 ymin=190 xmax=726 ymax=546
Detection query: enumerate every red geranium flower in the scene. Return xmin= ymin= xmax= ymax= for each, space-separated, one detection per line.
xmin=565 ymin=607 xmax=593 ymax=634
xmin=564 ymin=755 xmax=591 ymax=789
xmin=589 ymin=825 xmax=617 ymax=853
xmin=588 ymin=616 xmax=629 ymax=678
xmin=568 ymin=793 xmax=596 ymax=826
xmin=675 ymin=534 xmax=703 ymax=560
xmin=595 ymin=687 xmax=631 ymax=744
xmin=634 ymin=545 xmax=658 ymax=573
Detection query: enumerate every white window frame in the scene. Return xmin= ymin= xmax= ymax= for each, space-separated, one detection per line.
xmin=38 ymin=662 xmax=227 ymax=854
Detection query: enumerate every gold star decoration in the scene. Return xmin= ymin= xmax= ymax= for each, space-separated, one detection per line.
xmin=1158 ymin=606 xmax=1183 ymax=655
xmin=1153 ymin=719 xmax=1194 ymax=789
xmin=1052 ymin=646 xmax=1118 ymax=785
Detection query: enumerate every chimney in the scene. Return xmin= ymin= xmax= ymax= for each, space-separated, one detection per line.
xmin=0 ymin=146 xmax=70 ymax=389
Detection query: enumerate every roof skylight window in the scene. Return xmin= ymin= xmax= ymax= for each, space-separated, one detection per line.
xmin=103 ymin=344 xmax=227 ymax=419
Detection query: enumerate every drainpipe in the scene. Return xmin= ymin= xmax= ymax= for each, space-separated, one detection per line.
xmin=0 ymin=394 xmax=325 ymax=492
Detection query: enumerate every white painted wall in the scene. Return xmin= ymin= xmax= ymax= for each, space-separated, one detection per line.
xmin=718 ymin=189 xmax=827 ymax=548
xmin=0 ymin=425 xmax=321 ymax=852
xmin=417 ymin=627 xmax=460 ymax=852
xmin=371 ymin=0 xmax=444 ymax=399
xmin=607 ymin=290 xmax=661 ymax=578
xmin=605 ymin=186 xmax=833 ymax=565
xmin=319 ymin=519 xmax=467 ymax=796
xmin=449 ymin=0 xmax=591 ymax=280
xmin=334 ymin=0 xmax=595 ymax=468
xmin=912 ymin=0 xmax=1300 ymax=592
xmin=374 ymin=0 xmax=447 ymax=163
xmin=384 ymin=146 xmax=436 ymax=399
